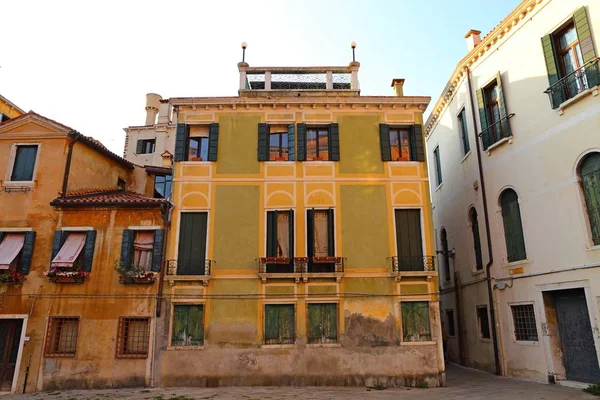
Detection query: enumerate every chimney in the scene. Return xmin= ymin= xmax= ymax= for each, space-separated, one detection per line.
xmin=465 ymin=29 xmax=482 ymax=52
xmin=145 ymin=93 xmax=162 ymax=125
xmin=157 ymin=101 xmax=170 ymax=124
xmin=391 ymin=79 xmax=405 ymax=97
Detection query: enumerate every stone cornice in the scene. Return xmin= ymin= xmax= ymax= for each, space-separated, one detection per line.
xmin=425 ymin=0 xmax=545 ymax=135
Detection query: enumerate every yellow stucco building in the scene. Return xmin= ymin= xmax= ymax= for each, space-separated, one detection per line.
xmin=155 ymin=62 xmax=443 ymax=386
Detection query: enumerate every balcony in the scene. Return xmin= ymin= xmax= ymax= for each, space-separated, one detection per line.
xmin=388 ymin=256 xmax=436 ymax=281
xmin=257 ymin=257 xmax=345 ymax=283
xmin=164 ymin=259 xmax=215 ymax=286
xmin=545 ymin=58 xmax=600 ymax=110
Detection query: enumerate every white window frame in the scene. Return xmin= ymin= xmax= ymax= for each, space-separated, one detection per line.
xmin=508 ymin=301 xmax=540 ymax=345
xmin=4 ymin=143 xmax=41 ymax=185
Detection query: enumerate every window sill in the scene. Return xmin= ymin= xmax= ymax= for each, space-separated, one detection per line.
xmin=435 ymin=182 xmax=443 ymax=192
xmin=479 ymin=338 xmax=492 ymax=343
xmin=167 ymin=345 xmax=205 ymax=351
xmin=400 ymin=341 xmax=436 ymax=346
xmin=472 ymin=269 xmax=485 ymax=277
xmin=557 ymin=85 xmax=599 ymax=115
xmin=179 ymin=161 xmax=213 ymax=165
xmin=460 ymin=151 xmax=472 ymax=164
xmin=303 ymin=160 xmax=335 ymax=165
xmin=501 ymin=259 xmax=532 ymax=268
xmin=2 ymin=181 xmax=36 ymax=191
xmin=306 ymin=343 xmax=341 ymax=348
xmin=387 ymin=160 xmax=421 ymax=164
xmin=485 ymin=136 xmax=513 ymax=155
xmin=258 ymin=272 xmax=302 ymax=283
xmin=585 ymin=244 xmax=600 ymax=253
xmin=164 ymin=275 xmax=211 ymax=286
xmin=260 ymin=344 xmax=296 ymax=349
xmin=512 ymin=340 xmax=539 ymax=346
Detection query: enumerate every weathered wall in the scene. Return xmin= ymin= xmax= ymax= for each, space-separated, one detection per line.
xmin=67 ymin=141 xmax=131 ymax=192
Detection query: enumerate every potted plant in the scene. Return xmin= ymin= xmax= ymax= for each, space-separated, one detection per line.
xmin=0 ymin=271 xmax=27 ymax=285
xmin=115 ymin=262 xmax=156 ymax=284
xmin=44 ymin=268 xmax=88 ymax=283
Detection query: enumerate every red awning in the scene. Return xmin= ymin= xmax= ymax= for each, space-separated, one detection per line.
xmin=51 ymin=233 xmax=86 ymax=268
xmin=0 ymin=233 xmax=25 ymax=270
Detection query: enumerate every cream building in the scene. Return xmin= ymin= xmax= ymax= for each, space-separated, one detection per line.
xmin=425 ymin=0 xmax=600 ymax=384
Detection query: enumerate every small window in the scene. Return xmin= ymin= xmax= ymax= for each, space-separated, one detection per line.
xmin=10 ymin=145 xmax=38 ymax=182
xmin=51 ymin=232 xmax=86 ymax=270
xmin=265 ymin=304 xmax=295 ymax=345
xmin=500 ymin=189 xmax=527 ymax=262
xmin=307 ymin=303 xmax=337 ymax=344
xmin=433 ymin=146 xmax=442 ymax=186
xmin=389 ymin=129 xmax=411 ymax=161
xmin=117 ymin=178 xmax=126 ymax=190
xmin=402 ymin=301 xmax=431 ymax=342
xmin=132 ymin=231 xmax=154 ymax=271
xmin=117 ymin=317 xmax=150 ymax=358
xmin=306 ymin=128 xmax=329 ymax=161
xmin=153 ymin=174 xmax=172 ymax=199
xmin=469 ymin=208 xmax=483 ymax=271
xmin=269 ymin=129 xmax=289 ymax=161
xmin=457 ymin=108 xmax=470 ymax=155
xmin=188 ymin=125 xmax=209 ymax=161
xmin=137 ymin=139 xmax=156 ymax=154
xmin=511 ymin=304 xmax=538 ymax=341
xmin=477 ymin=306 xmax=491 ymax=339
xmin=440 ymin=228 xmax=450 ymax=281
xmin=45 ymin=317 xmax=79 ymax=357
xmin=0 ymin=113 xmax=11 ymax=123
xmin=580 ymin=153 xmax=600 ymax=246
xmin=483 ymin=80 xmax=509 ymax=146
xmin=0 ymin=233 xmax=26 ymax=272
xmin=171 ymin=305 xmax=204 ymax=347
xmin=446 ymin=309 xmax=455 ymax=337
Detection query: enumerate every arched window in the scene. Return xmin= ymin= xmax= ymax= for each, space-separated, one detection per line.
xmin=470 ymin=208 xmax=483 ymax=270
xmin=580 ymin=153 xmax=600 ymax=245
xmin=500 ymin=189 xmax=527 ymax=262
xmin=440 ymin=228 xmax=450 ymax=281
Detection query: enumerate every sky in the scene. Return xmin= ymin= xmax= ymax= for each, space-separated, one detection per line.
xmin=1 ymin=0 xmax=521 ymax=154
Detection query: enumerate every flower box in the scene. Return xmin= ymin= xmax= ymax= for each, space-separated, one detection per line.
xmin=0 ymin=271 xmax=27 ymax=285
xmin=48 ymin=275 xmax=85 ymax=284
xmin=119 ymin=275 xmax=156 ymax=284
xmin=45 ymin=268 xmax=88 ymax=283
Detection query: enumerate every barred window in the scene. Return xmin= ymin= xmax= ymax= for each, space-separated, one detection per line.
xmin=511 ymin=304 xmax=538 ymax=341
xmin=45 ymin=317 xmax=79 ymax=357
xmin=117 ymin=317 xmax=150 ymax=358
xmin=477 ymin=306 xmax=491 ymax=339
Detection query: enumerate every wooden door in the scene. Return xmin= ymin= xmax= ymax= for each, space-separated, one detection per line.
xmin=394 ymin=209 xmax=424 ymax=271
xmin=0 ymin=320 xmax=22 ymax=391
xmin=177 ymin=212 xmax=208 ymax=275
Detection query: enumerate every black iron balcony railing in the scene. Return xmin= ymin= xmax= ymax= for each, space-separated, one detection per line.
xmin=166 ymin=259 xmax=214 ymax=276
xmin=545 ymin=58 xmax=600 ymax=109
xmin=257 ymin=257 xmax=296 ymax=274
xmin=478 ymin=114 xmax=514 ymax=151
xmin=388 ymin=256 xmax=435 ymax=273
xmin=308 ymin=256 xmax=345 ymax=273
xmin=257 ymin=257 xmax=345 ymax=274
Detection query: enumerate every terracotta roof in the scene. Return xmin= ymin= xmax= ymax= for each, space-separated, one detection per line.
xmin=50 ymin=188 xmax=168 ymax=208
xmin=0 ymin=110 xmax=74 ymax=131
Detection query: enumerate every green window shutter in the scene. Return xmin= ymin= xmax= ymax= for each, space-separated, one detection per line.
xmin=17 ymin=231 xmax=36 ymax=275
xmin=308 ymin=303 xmax=337 ymax=344
xmin=257 ymin=123 xmax=269 ymax=161
xmin=172 ymin=305 xmax=204 ymax=346
xmin=174 ymin=124 xmax=188 ymax=162
xmin=541 ymin=35 xmax=565 ymax=108
xmin=287 ymin=124 xmax=296 ymax=161
xmin=476 ymin=89 xmax=491 ymax=150
xmin=280 ymin=304 xmax=295 ymax=344
xmin=177 ymin=213 xmax=208 ymax=275
xmin=329 ymin=123 xmax=340 ymax=161
xmin=402 ymin=302 xmax=431 ymax=342
xmin=580 ymin=153 xmax=600 ymax=245
xmin=264 ymin=305 xmax=280 ymax=344
xmin=307 ymin=304 xmax=322 ymax=343
xmin=288 ymin=210 xmax=294 ymax=258
xmin=327 ymin=209 xmax=335 ymax=256
xmin=151 ymin=229 xmax=164 ymax=272
xmin=574 ymin=6 xmax=596 ymax=64
xmin=495 ymin=72 xmax=511 ymax=138
xmin=265 ymin=304 xmax=295 ymax=344
xmin=501 ymin=190 xmax=527 ymax=262
xmin=297 ymin=123 xmax=307 ymax=161
xmin=51 ymin=231 xmax=66 ymax=262
xmin=120 ymin=229 xmax=134 ymax=269
xmin=411 ymin=124 xmax=425 ymax=161
xmin=306 ymin=209 xmax=314 ymax=258
xmin=81 ymin=230 xmax=97 ymax=272
xmin=379 ymin=124 xmax=392 ymax=161
xmin=208 ymin=123 xmax=219 ymax=162
xmin=136 ymin=140 xmax=143 ymax=154
xmin=322 ymin=303 xmax=337 ymax=343
xmin=266 ymin=211 xmax=278 ymax=257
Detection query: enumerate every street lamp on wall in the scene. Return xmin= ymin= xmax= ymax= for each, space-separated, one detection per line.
xmin=242 ymin=42 xmax=248 ymax=63
xmin=351 ymin=41 xmax=357 ymax=62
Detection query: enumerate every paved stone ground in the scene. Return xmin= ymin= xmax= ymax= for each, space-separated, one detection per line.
xmin=5 ymin=364 xmax=595 ymax=399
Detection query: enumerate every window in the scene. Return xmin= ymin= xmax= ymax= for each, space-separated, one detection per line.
xmin=556 ymin=24 xmax=586 ymax=95
xmin=402 ymin=302 xmax=431 ymax=342
xmin=50 ymin=230 xmax=96 ymax=275
xmin=137 ymin=139 xmax=156 ymax=154
xmin=500 ymin=189 xmax=527 ymax=262
xmin=132 ymin=231 xmax=154 ymax=271
xmin=0 ymin=233 xmax=26 ymax=272
xmin=440 ymin=228 xmax=450 ymax=281
xmin=0 ymin=113 xmax=10 ymax=123
xmin=188 ymin=137 xmax=209 ymax=161
xmin=269 ymin=130 xmax=289 ymax=161
xmin=307 ymin=303 xmax=337 ymax=344
xmin=306 ymin=128 xmax=330 ymax=161
xmin=174 ymin=123 xmax=219 ymax=162
xmin=10 ymin=145 xmax=38 ymax=182
xmin=511 ymin=304 xmax=538 ymax=341
xmin=477 ymin=306 xmax=491 ymax=339
xmin=117 ymin=178 xmax=126 ymax=190
xmin=580 ymin=153 xmax=600 ymax=246
xmin=476 ymin=73 xmax=511 ymax=150
xmin=258 ymin=123 xmax=294 ymax=162
xmin=389 ymin=129 xmax=411 ymax=161
xmin=266 ymin=210 xmax=294 ymax=273
xmin=120 ymin=229 xmax=162 ymax=273
xmin=265 ymin=304 xmax=295 ymax=345
xmin=446 ymin=309 xmax=455 ymax=337
xmin=171 ymin=305 xmax=204 ymax=347
xmin=45 ymin=317 xmax=79 ymax=357
xmin=470 ymin=208 xmax=483 ymax=270
xmin=433 ymin=146 xmax=442 ymax=186
xmin=394 ymin=209 xmax=425 ymax=272
xmin=153 ymin=174 xmax=172 ymax=199
xmin=307 ymin=210 xmax=335 ymax=272
xmin=117 ymin=317 xmax=150 ymax=358
xmin=177 ymin=213 xmax=208 ymax=275
xmin=458 ymin=108 xmax=470 ymax=155
xmin=379 ymin=124 xmax=425 ymax=162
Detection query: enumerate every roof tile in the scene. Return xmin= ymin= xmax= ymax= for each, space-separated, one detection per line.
xmin=51 ymin=189 xmax=168 ymax=208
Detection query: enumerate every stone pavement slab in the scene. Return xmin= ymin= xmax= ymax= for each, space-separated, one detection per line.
xmin=4 ymin=364 xmax=595 ymax=399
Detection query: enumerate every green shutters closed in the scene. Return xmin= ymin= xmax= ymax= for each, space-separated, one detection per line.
xmin=402 ymin=301 xmax=431 ymax=342
xmin=257 ymin=123 xmax=269 ymax=161
xmin=433 ymin=146 xmax=442 ymax=185
xmin=329 ymin=123 xmax=340 ymax=161
xmin=379 ymin=124 xmax=392 ymax=161
xmin=581 ymin=153 xmax=600 ymax=245
xmin=394 ymin=209 xmax=424 ymax=272
xmin=470 ymin=208 xmax=484 ymax=271
xmin=287 ymin=123 xmax=296 ymax=161
xmin=264 ymin=304 xmax=295 ymax=344
xmin=11 ymin=145 xmax=38 ymax=182
xmin=171 ymin=305 xmax=204 ymax=346
xmin=174 ymin=124 xmax=188 ymax=162
xmin=177 ymin=213 xmax=208 ymax=275
xmin=501 ymin=189 xmax=527 ymax=262
xmin=297 ymin=123 xmax=307 ymax=161
xmin=458 ymin=108 xmax=470 ymax=155
xmin=307 ymin=303 xmax=337 ymax=344
xmin=17 ymin=231 xmax=36 ymax=275
xmin=207 ymin=123 xmax=219 ymax=161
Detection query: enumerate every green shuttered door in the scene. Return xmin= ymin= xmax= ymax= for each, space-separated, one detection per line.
xmin=177 ymin=213 xmax=208 ymax=275
xmin=501 ymin=190 xmax=527 ymax=262
xmin=394 ymin=209 xmax=424 ymax=271
xmin=307 ymin=303 xmax=337 ymax=344
xmin=581 ymin=153 xmax=600 ymax=245
xmin=172 ymin=305 xmax=204 ymax=346
xmin=264 ymin=304 xmax=295 ymax=344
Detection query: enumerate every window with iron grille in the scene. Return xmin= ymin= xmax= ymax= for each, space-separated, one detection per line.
xmin=116 ymin=317 xmax=150 ymax=358
xmin=477 ymin=306 xmax=491 ymax=339
xmin=45 ymin=317 xmax=79 ymax=357
xmin=511 ymin=304 xmax=538 ymax=341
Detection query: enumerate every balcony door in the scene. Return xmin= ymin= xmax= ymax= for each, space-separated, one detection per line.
xmin=394 ymin=209 xmax=424 ymax=271
xmin=307 ymin=209 xmax=335 ymax=272
xmin=177 ymin=212 xmax=208 ymax=275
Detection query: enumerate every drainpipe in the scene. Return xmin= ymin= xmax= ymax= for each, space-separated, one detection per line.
xmin=61 ymin=131 xmax=80 ymax=198
xmin=466 ymin=67 xmax=501 ymax=376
